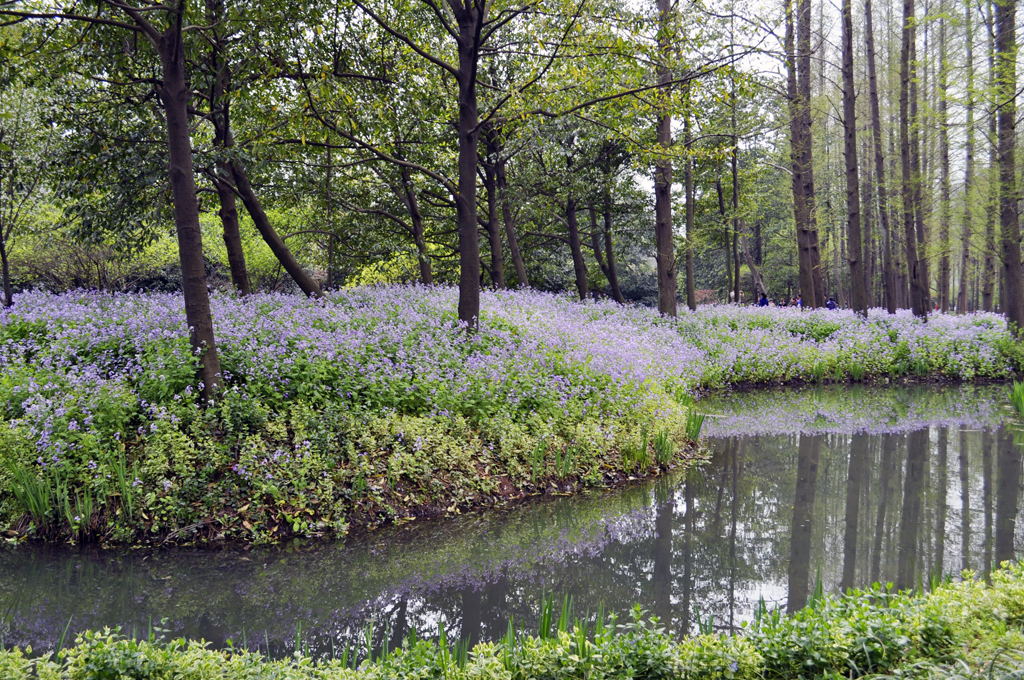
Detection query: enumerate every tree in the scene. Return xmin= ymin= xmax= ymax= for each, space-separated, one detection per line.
xmin=957 ymin=0 xmax=976 ymax=312
xmin=653 ymin=0 xmax=677 ymax=315
xmin=0 ymin=69 xmax=50 ymax=307
xmin=1 ymin=0 xmax=222 ymax=399
xmin=840 ymin=0 xmax=867 ymax=316
xmin=935 ymin=11 xmax=951 ymax=312
xmin=898 ymin=0 xmax=928 ymax=318
xmin=785 ymin=0 xmax=824 ymax=308
xmin=994 ymin=0 xmax=1022 ymax=331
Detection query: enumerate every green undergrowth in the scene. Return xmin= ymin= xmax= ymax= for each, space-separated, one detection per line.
xmin=3 ymin=563 xmax=1024 ymax=680
xmin=1 ymin=401 xmax=700 ymax=545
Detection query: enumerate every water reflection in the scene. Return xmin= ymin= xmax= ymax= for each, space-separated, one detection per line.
xmin=1 ymin=384 xmax=1021 ymax=657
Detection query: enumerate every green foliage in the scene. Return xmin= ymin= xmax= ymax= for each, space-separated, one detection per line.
xmin=684 ymin=410 xmax=706 ymax=441
xmin=1010 ymin=382 xmax=1024 ymax=419
xmin=5 ymin=564 xmax=1024 ymax=680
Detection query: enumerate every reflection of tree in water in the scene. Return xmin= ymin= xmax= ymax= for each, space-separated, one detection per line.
xmin=788 ymin=435 xmax=820 ymax=613
xmin=1 ymin=385 xmax=1022 ymax=658
xmin=996 ymin=429 xmax=1022 ymax=565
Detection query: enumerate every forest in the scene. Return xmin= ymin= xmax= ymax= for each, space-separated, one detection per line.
xmin=2 ymin=0 xmax=1024 ymax=673
xmin=0 ymin=0 xmax=1020 ymax=341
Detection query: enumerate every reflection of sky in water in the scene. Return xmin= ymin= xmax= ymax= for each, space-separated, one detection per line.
xmin=1 ymin=383 xmax=1020 ymax=658
xmin=702 ymin=383 xmax=1006 ymax=436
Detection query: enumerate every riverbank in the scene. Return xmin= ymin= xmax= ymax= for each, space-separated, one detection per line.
xmin=3 ymin=562 xmax=1022 ymax=679
xmin=1 ymin=286 xmax=1020 ymax=545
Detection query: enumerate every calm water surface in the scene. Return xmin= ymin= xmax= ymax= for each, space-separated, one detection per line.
xmin=2 ymin=384 xmax=1021 ymax=656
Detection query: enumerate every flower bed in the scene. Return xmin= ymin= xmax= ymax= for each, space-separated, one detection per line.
xmin=0 ymin=287 xmax=1019 ymax=544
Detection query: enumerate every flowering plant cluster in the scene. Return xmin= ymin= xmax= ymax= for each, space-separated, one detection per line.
xmin=0 ymin=286 xmax=1018 ymax=544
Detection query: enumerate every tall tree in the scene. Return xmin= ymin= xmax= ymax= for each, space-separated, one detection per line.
xmin=957 ymin=0 xmax=976 ymax=312
xmin=1 ymin=0 xmax=223 ymax=400
xmin=654 ymin=0 xmax=677 ymax=315
xmin=683 ymin=85 xmax=697 ymax=311
xmin=841 ymin=0 xmax=867 ymax=315
xmin=994 ymin=0 xmax=1023 ymax=331
xmin=980 ymin=1 xmax=997 ymax=311
xmin=203 ymin=0 xmax=249 ymax=296
xmin=0 ymin=75 xmax=49 ymax=307
xmin=865 ymin=0 xmax=898 ymax=312
xmin=786 ymin=0 xmax=824 ymax=308
xmin=899 ymin=0 xmax=928 ymax=317
xmin=936 ymin=13 xmax=951 ymax=311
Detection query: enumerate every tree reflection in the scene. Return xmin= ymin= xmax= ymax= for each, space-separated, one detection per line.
xmin=787 ymin=434 xmax=821 ymax=613
xmin=897 ymin=428 xmax=928 ymax=590
xmin=995 ymin=429 xmax=1022 ymax=565
xmin=2 ymin=385 xmax=1021 ymax=658
xmin=841 ymin=434 xmax=868 ymax=591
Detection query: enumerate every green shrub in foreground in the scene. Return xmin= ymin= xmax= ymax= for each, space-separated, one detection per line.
xmin=4 ymin=563 xmax=1023 ymax=680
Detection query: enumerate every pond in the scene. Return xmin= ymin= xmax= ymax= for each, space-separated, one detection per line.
xmin=2 ymin=383 xmax=1021 ymax=658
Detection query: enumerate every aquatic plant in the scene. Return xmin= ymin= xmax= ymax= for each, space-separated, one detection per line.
xmin=1010 ymin=381 xmax=1024 ymax=419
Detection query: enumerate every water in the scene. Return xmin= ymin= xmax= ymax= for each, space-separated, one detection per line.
xmin=2 ymin=383 xmax=1021 ymax=657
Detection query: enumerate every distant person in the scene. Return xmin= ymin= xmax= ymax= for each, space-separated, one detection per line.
xmin=794 ymin=295 xmax=803 ymax=309
xmin=826 ymin=296 xmax=837 ymax=310
xmin=758 ymin=293 xmax=769 ymax=307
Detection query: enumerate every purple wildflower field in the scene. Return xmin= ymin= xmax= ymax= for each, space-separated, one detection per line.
xmin=0 ymin=285 xmax=1019 ymax=543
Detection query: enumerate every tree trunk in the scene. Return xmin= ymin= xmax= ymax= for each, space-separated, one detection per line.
xmin=202 ymin=0 xmax=319 ymax=299
xmin=862 ymin=164 xmax=877 ymax=305
xmin=589 ymin=206 xmax=609 ymax=281
xmin=936 ymin=16 xmax=951 ymax=311
xmin=566 ymin=194 xmax=588 ymax=300
xmin=0 ymin=234 xmax=12 ymax=307
xmin=590 ymin=196 xmax=625 ymax=303
xmin=602 ymin=202 xmax=625 ymax=303
xmin=980 ymin=4 xmax=997 ymax=312
xmin=717 ymin=176 xmax=732 ymax=299
xmin=909 ymin=22 xmax=929 ymax=314
xmin=495 ymin=156 xmax=528 ymax=287
xmin=785 ymin=0 xmax=808 ymax=302
xmin=229 ymin=160 xmax=322 ymax=298
xmin=481 ymin=138 xmax=505 ymax=289
xmin=214 ymin=171 xmax=250 ymax=295
xmin=205 ymin=0 xmax=250 ymax=296
xmin=787 ymin=0 xmax=823 ymax=308
xmin=684 ymin=94 xmax=697 ymax=311
xmin=994 ymin=0 xmax=1023 ymax=332
xmin=842 ymin=0 xmax=867 ymax=316
xmin=455 ymin=15 xmax=482 ymax=327
xmin=158 ymin=21 xmax=221 ymax=401
xmin=957 ymin=0 xmax=975 ymax=312
xmin=654 ymin=0 xmax=677 ymax=316
xmin=399 ymin=165 xmax=432 ymax=285
xmin=798 ymin=0 xmax=823 ymax=307
xmin=899 ymin=0 xmax=928 ymax=318
xmin=731 ymin=137 xmax=742 ymax=303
